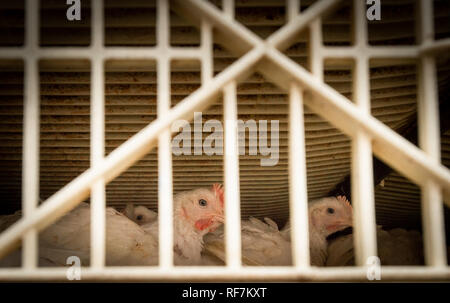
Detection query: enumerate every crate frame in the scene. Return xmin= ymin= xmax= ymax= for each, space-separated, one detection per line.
xmin=0 ymin=0 xmax=449 ymax=281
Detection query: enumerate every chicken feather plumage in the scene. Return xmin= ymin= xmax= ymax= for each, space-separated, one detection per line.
xmin=0 ymin=184 xmax=224 ymax=267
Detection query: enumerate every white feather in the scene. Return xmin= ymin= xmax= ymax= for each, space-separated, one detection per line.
xmin=204 ymin=217 xmax=292 ymax=266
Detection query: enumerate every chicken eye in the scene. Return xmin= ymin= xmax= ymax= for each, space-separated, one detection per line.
xmin=136 ymin=215 xmax=143 ymax=221
xmin=327 ymin=208 xmax=335 ymax=214
xmin=198 ymin=199 xmax=208 ymax=207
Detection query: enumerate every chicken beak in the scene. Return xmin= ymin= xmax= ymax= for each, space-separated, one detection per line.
xmin=345 ymin=213 xmax=353 ymax=228
xmin=334 ymin=211 xmax=353 ymax=231
xmin=339 ymin=217 xmax=353 ymax=230
xmin=327 ymin=218 xmax=353 ymax=234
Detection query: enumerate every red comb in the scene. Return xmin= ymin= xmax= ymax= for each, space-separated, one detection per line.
xmin=336 ymin=195 xmax=352 ymax=208
xmin=212 ymin=183 xmax=224 ymax=207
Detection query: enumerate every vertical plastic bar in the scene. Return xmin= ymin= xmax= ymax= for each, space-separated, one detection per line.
xmin=22 ymin=0 xmax=40 ymax=269
xmin=157 ymin=0 xmax=174 ymax=269
xmin=350 ymin=0 xmax=377 ymax=266
xmin=223 ymin=81 xmax=241 ymax=268
xmin=303 ymin=10 xmax=320 ymax=268
xmin=417 ymin=0 xmax=447 ymax=267
xmin=201 ymin=20 xmax=213 ymax=84
xmin=90 ymin=0 xmax=106 ymax=269
xmin=288 ymin=83 xmax=310 ymax=268
xmin=309 ymin=19 xmax=323 ymax=80
xmin=286 ymin=0 xmax=300 ymax=22
xmin=223 ymin=0 xmax=234 ymax=19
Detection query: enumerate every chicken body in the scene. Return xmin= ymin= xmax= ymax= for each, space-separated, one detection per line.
xmin=122 ymin=204 xmax=158 ymax=225
xmin=326 ymin=225 xmax=424 ymax=266
xmin=281 ymin=196 xmax=353 ymax=266
xmin=40 ymin=203 xmax=159 ymax=266
xmin=140 ymin=185 xmax=225 ymax=265
xmin=0 ymin=184 xmax=225 ymax=267
xmin=204 ymin=217 xmax=292 ymax=266
xmin=0 ymin=203 xmax=158 ymax=267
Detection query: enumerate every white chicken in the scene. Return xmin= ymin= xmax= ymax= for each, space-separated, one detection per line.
xmin=0 ymin=184 xmax=225 ymax=267
xmin=0 ymin=203 xmax=158 ymax=267
xmin=281 ymin=196 xmax=353 ymax=266
xmin=139 ymin=184 xmax=226 ymax=265
xmin=203 ymin=217 xmax=292 ymax=266
xmin=203 ymin=196 xmax=353 ymax=266
xmin=122 ymin=204 xmax=158 ymax=225
xmin=326 ymin=225 xmax=425 ymax=266
xmin=39 ymin=203 xmax=159 ymax=266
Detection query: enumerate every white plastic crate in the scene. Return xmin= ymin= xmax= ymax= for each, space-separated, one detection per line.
xmin=0 ymin=0 xmax=449 ymax=281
